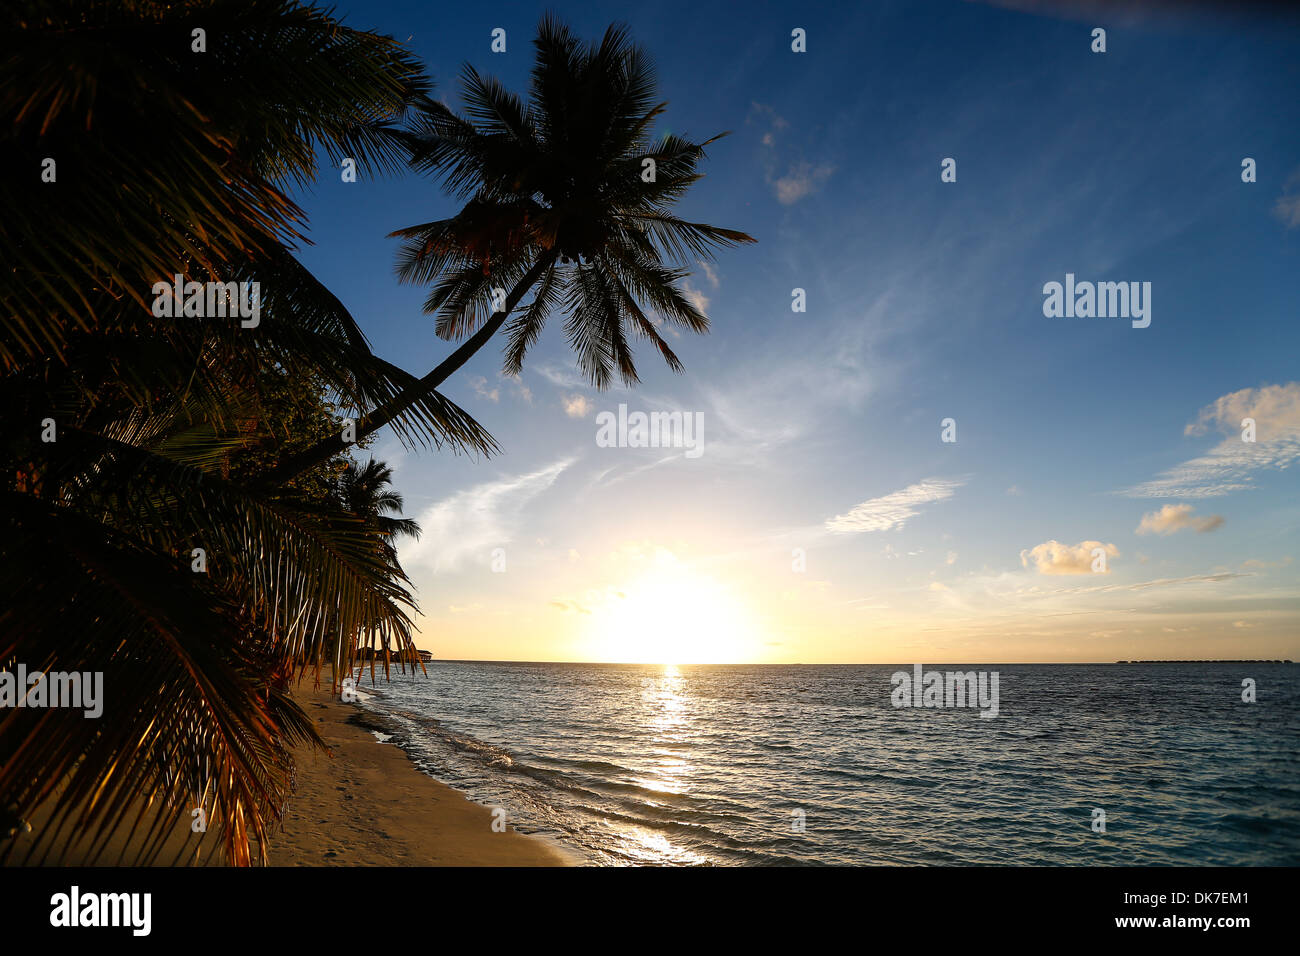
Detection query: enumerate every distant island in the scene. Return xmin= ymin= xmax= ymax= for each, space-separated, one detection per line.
xmin=1115 ymin=659 xmax=1293 ymax=664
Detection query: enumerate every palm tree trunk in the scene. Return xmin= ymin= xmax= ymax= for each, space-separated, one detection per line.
xmin=263 ymin=254 xmax=556 ymax=485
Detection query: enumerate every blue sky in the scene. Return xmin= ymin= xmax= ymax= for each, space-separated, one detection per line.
xmin=289 ymin=0 xmax=1300 ymax=663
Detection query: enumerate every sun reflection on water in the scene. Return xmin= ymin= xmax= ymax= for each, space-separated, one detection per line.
xmin=609 ymin=665 xmax=702 ymax=860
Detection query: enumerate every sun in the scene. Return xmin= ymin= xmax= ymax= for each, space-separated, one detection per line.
xmin=585 ymin=563 xmax=757 ymax=665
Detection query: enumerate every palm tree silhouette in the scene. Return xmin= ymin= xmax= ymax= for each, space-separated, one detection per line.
xmin=1 ymin=0 xmax=464 ymax=866
xmin=269 ymin=15 xmax=755 ymax=482
xmin=340 ymin=459 xmax=421 ymax=568
xmin=340 ymin=459 xmax=424 ymax=670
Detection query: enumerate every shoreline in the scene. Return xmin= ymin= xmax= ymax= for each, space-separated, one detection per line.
xmin=4 ymin=681 xmax=571 ymax=867
xmin=269 ymin=683 xmax=573 ymax=866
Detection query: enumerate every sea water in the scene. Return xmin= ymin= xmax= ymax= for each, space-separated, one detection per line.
xmin=357 ymin=662 xmax=1300 ymax=866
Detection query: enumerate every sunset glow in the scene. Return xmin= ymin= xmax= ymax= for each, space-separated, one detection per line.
xmin=584 ymin=564 xmax=760 ymax=665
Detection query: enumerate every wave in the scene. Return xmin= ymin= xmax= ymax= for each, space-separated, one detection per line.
xmin=356 ymin=661 xmax=1300 ymax=866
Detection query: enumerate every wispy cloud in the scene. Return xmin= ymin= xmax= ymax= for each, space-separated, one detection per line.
xmin=402 ymin=458 xmax=572 ymax=573
xmin=772 ymin=162 xmax=835 ymax=204
xmin=681 ymin=279 xmax=711 ymax=313
xmin=467 ymin=375 xmax=499 ymax=402
xmin=1121 ymin=383 xmax=1300 ymax=498
xmin=1075 ymin=571 xmax=1249 ymax=593
xmin=467 ymin=372 xmax=534 ymax=404
xmin=504 ymin=372 xmax=532 ymax=404
xmin=534 ymin=363 xmax=589 ymax=390
xmin=971 ymin=0 xmax=1293 ymax=29
xmin=1276 ymin=194 xmax=1300 ymax=228
xmin=686 ymin=295 xmax=891 ymax=467
xmin=550 ymin=585 xmax=626 ymax=616
xmin=748 ymin=101 xmax=788 ymax=147
xmin=750 ymin=101 xmax=834 ymax=204
xmin=1241 ymin=557 xmax=1293 ymax=570
xmin=549 ymin=599 xmax=592 ymax=615
xmin=826 ymin=478 xmax=964 ymax=534
xmin=698 ymin=260 xmax=720 ymax=289
xmin=1274 ymin=167 xmax=1300 ymax=228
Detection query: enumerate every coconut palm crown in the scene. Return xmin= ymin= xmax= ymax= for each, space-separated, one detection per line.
xmin=269 ymin=15 xmax=755 ymax=482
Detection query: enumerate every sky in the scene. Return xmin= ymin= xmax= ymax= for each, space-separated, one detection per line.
xmin=289 ymin=0 xmax=1300 ymax=664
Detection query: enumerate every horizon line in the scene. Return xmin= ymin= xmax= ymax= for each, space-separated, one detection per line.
xmin=397 ymin=657 xmax=1296 ymax=667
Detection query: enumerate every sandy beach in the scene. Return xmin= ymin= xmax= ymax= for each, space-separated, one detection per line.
xmin=4 ymin=682 xmax=570 ymax=867
xmin=266 ymin=684 xmax=570 ymax=866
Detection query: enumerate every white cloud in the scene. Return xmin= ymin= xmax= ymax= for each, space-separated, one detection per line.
xmin=1122 ymin=383 xmax=1300 ymax=498
xmin=467 ymin=372 xmax=533 ymax=404
xmin=681 ymin=279 xmax=710 ymax=314
xmin=1276 ymin=194 xmax=1300 ymax=228
xmin=503 ymin=372 xmax=532 ymax=404
xmin=1274 ymin=167 xmax=1300 ymax=228
xmin=467 ymin=375 xmax=499 ymax=403
xmin=402 ymin=458 xmax=572 ymax=573
xmin=1183 ymin=382 xmax=1300 ymax=440
xmin=534 ymin=364 xmax=589 ymax=390
xmin=698 ymin=260 xmax=720 ymax=289
xmin=1020 ymin=540 xmax=1118 ymax=575
xmin=1135 ymin=503 xmax=1224 ymax=535
xmin=749 ymin=101 xmax=788 ymax=147
xmin=562 ymin=394 xmax=592 ymax=418
xmin=825 ymin=478 xmax=964 ymax=534
xmin=772 ymin=162 xmax=835 ymax=204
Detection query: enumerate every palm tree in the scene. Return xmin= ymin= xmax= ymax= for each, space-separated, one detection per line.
xmin=265 ymin=15 xmax=756 ymax=483
xmin=341 ymin=459 xmax=422 ymax=567
xmin=340 ymin=459 xmax=424 ymax=674
xmin=1 ymin=0 xmax=483 ymax=865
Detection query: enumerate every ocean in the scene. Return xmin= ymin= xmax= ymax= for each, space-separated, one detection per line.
xmin=355 ymin=661 xmax=1300 ymax=866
